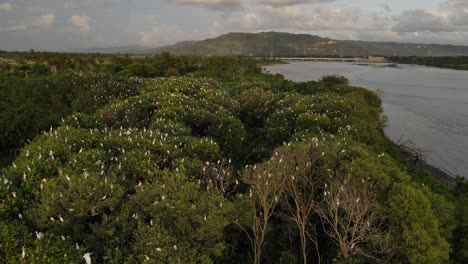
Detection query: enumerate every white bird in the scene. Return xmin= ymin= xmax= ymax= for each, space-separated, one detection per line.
xmin=156 ymin=248 xmax=162 ymax=252
xmin=18 ymin=213 xmax=23 ymax=220
xmin=21 ymin=246 xmax=26 ymax=259
xmin=35 ymin=231 xmax=44 ymax=240
xmin=76 ymin=243 xmax=80 ymax=250
xmin=83 ymin=253 xmax=92 ymax=264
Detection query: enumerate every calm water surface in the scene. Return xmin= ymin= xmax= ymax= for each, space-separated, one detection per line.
xmin=264 ymin=62 xmax=468 ymax=178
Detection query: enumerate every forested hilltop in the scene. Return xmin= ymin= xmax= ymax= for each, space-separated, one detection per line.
xmin=156 ymin=32 xmax=468 ymax=57
xmin=0 ymin=52 xmax=467 ymax=264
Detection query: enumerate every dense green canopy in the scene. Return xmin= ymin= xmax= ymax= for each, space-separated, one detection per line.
xmin=0 ymin=53 xmax=466 ymax=263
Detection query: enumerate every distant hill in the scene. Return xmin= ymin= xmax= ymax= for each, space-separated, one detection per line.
xmin=157 ymin=32 xmax=468 ymax=57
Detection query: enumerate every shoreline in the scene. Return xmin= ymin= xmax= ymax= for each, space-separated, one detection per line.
xmin=261 ymin=65 xmax=462 ymax=186
xmin=393 ymin=142 xmax=456 ymax=185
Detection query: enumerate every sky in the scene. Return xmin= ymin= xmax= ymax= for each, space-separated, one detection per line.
xmin=0 ymin=0 xmax=468 ymax=51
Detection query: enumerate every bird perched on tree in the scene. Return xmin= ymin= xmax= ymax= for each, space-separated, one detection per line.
xmin=35 ymin=231 xmax=44 ymax=240
xmin=83 ymin=253 xmax=92 ymax=264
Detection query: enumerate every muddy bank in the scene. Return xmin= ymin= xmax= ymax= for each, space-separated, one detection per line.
xmin=396 ymin=144 xmax=456 ymax=185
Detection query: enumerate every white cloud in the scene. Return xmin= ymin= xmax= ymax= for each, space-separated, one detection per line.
xmin=0 ymin=2 xmax=13 ymax=12
xmin=234 ymin=5 xmax=361 ymax=31
xmin=38 ymin=14 xmax=55 ymax=26
xmin=392 ymin=0 xmax=468 ymax=33
xmin=163 ymin=0 xmax=242 ymax=10
xmin=139 ymin=22 xmax=208 ymax=46
xmin=241 ymin=13 xmax=260 ymax=29
xmin=70 ymin=15 xmax=91 ymax=34
xmin=6 ymin=25 xmax=28 ymax=32
xmin=212 ymin=20 xmax=222 ymax=29
xmin=256 ymin=0 xmax=334 ymax=7
xmin=64 ymin=0 xmax=122 ymax=8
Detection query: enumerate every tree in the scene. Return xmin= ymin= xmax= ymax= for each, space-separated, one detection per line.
xmin=236 ymin=157 xmax=286 ymax=264
xmin=126 ymin=170 xmax=232 ymax=263
xmin=276 ymin=144 xmax=321 ymax=264
xmin=317 ymin=174 xmax=392 ymax=262
xmin=387 ymin=183 xmax=450 ymax=263
xmin=320 ymin=75 xmax=349 ymax=87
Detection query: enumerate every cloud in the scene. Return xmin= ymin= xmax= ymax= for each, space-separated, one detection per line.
xmin=392 ymin=0 xmax=468 ymax=33
xmin=70 ymin=15 xmax=91 ymax=34
xmin=64 ymin=0 xmax=122 ymax=8
xmin=139 ymin=22 xmax=208 ymax=46
xmin=37 ymin=14 xmax=55 ymax=26
xmin=162 ymin=0 xmax=242 ymax=11
xmin=393 ymin=10 xmax=450 ymax=33
xmin=0 ymin=2 xmax=13 ymax=12
xmin=382 ymin=4 xmax=391 ymax=13
xmin=256 ymin=0 xmax=334 ymax=7
xmin=5 ymin=25 xmax=28 ymax=32
xmin=241 ymin=13 xmax=260 ymax=29
xmin=212 ymin=20 xmax=222 ymax=29
xmin=231 ymin=5 xmax=361 ymax=31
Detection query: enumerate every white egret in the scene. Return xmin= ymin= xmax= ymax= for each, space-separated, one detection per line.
xmin=83 ymin=253 xmax=92 ymax=264
xmin=35 ymin=231 xmax=44 ymax=240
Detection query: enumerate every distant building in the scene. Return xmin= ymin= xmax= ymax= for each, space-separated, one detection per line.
xmin=368 ymin=56 xmax=386 ymax=62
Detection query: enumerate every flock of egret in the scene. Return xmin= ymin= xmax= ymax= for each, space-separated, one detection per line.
xmin=2 ymin=76 xmax=388 ymax=262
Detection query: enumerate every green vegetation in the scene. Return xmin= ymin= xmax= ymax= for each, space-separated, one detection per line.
xmin=0 ymin=51 xmax=466 ymax=263
xmin=389 ymin=56 xmax=468 ymax=70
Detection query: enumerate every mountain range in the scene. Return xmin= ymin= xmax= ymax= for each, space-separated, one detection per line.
xmin=78 ymin=32 xmax=468 ymax=57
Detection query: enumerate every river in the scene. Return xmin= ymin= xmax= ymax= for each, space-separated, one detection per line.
xmin=264 ymin=62 xmax=468 ymax=178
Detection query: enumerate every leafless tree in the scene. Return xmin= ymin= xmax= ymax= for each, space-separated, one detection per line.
xmin=316 ymin=174 xmax=392 ymax=262
xmin=234 ymin=155 xmax=286 ymax=264
xmin=277 ymin=146 xmax=322 ymax=264
xmin=200 ymin=160 xmax=236 ymax=197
